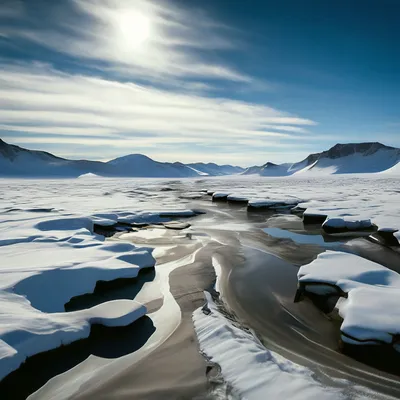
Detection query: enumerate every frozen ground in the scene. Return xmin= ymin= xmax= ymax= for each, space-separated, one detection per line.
xmin=1 ymin=175 xmax=400 ymax=399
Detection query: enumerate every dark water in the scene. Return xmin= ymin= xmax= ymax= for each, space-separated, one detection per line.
xmin=201 ymin=201 xmax=400 ymax=398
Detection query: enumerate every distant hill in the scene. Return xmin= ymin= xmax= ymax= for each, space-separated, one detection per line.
xmin=242 ymin=142 xmax=400 ymax=176
xmin=0 ymin=139 xmax=243 ymax=178
xmin=186 ymin=162 xmax=244 ymax=176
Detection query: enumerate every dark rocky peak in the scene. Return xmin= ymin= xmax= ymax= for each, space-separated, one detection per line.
xmin=323 ymin=142 xmax=396 ymax=159
xmin=0 ymin=138 xmax=20 ymax=161
xmin=300 ymin=142 xmax=398 ymax=167
xmin=263 ymin=162 xmax=279 ymax=168
xmin=0 ymin=138 xmax=63 ymax=162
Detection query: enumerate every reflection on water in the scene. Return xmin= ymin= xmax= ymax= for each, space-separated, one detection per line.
xmin=263 ymin=227 xmax=339 ymax=248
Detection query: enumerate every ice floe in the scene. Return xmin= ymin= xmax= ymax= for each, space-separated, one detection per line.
xmin=212 ymin=192 xmax=230 ymax=202
xmin=322 ymin=218 xmax=377 ymax=236
xmin=0 ymin=214 xmax=155 ymax=380
xmin=298 ymin=251 xmax=400 ymax=346
xmin=247 ymin=198 xmax=299 ymax=211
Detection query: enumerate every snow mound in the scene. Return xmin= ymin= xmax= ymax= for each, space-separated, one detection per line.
xmin=77 ymin=173 xmax=102 ymax=179
xmin=193 ymin=292 xmax=368 ymax=400
xmin=298 ymin=251 xmax=400 ymax=346
xmin=0 ymin=214 xmax=155 ymax=380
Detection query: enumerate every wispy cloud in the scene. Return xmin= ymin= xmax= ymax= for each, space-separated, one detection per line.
xmin=3 ymin=0 xmax=250 ymax=84
xmin=0 ymin=61 xmax=319 ymax=164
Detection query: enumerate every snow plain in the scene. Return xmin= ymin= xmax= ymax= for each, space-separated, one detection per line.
xmin=1 ymin=174 xmax=400 ymax=399
xmin=0 ymin=178 xmax=206 ymax=381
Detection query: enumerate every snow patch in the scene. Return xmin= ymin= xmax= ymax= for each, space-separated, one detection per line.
xmin=77 ymin=173 xmax=102 ymax=179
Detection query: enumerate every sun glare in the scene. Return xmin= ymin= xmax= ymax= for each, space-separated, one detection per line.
xmin=117 ymin=10 xmax=151 ymax=50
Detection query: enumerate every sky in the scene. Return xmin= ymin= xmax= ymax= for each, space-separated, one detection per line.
xmin=0 ymin=0 xmax=399 ymax=166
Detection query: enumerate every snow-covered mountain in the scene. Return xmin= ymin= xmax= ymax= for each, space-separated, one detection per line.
xmin=243 ymin=143 xmax=400 ymax=176
xmin=0 ymin=139 xmax=109 ymax=177
xmin=186 ymin=162 xmax=244 ymax=176
xmin=3 ymin=139 xmax=399 ymax=178
xmin=0 ymin=139 xmax=239 ymax=178
xmin=106 ymin=154 xmax=199 ymax=178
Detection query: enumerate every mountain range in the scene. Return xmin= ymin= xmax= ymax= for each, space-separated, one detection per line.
xmin=1 ymin=139 xmax=399 ymax=177
xmin=242 ymin=142 xmax=400 ymax=176
xmin=0 ymin=139 xmax=244 ymax=177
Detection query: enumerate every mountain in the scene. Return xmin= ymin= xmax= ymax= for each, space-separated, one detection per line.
xmin=186 ymin=162 xmax=244 ymax=176
xmin=0 ymin=139 xmax=239 ymax=178
xmin=243 ymin=142 xmax=400 ymax=176
xmin=0 ymin=138 xmax=110 ymax=177
xmin=106 ymin=154 xmax=199 ymax=178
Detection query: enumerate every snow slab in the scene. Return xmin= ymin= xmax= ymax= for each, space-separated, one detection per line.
xmin=193 ymin=292 xmax=376 ymax=400
xmin=248 ymin=198 xmax=299 ymax=208
xmin=212 ymin=192 xmax=230 ymax=199
xmin=226 ymin=194 xmax=249 ymax=202
xmin=0 ymin=213 xmax=155 ymax=380
xmin=298 ymin=251 xmax=400 ymax=293
xmin=0 ymin=296 xmax=146 ymax=381
xmin=298 ymin=251 xmax=400 ymax=345
xmin=116 ymin=210 xmax=197 ymax=224
xmin=323 ymin=218 xmax=374 ymax=230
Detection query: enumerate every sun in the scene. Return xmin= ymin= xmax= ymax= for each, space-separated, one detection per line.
xmin=117 ymin=10 xmax=151 ymax=50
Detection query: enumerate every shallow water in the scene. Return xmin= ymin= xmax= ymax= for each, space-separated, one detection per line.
xmin=263 ymin=227 xmax=339 ymax=247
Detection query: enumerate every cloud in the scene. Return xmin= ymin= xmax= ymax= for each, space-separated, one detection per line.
xmin=0 ymin=0 xmax=328 ymax=165
xmin=0 ymin=61 xmax=319 ymax=164
xmin=3 ymin=0 xmax=251 ymax=84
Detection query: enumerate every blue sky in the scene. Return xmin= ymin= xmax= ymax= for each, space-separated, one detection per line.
xmin=0 ymin=0 xmax=399 ymax=166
